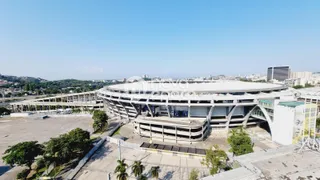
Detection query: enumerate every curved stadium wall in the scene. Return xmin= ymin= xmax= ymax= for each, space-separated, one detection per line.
xmin=97 ymin=81 xmax=292 ymax=142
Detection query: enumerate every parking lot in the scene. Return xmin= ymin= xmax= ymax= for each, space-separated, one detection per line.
xmin=0 ymin=115 xmax=93 ymax=179
xmin=0 ymin=115 xmax=93 ymax=164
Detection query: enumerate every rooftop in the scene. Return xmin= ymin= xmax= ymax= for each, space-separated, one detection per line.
xmin=106 ymin=81 xmax=286 ymax=93
xmin=278 ymin=101 xmax=304 ymax=108
xmin=259 ymin=99 xmax=274 ymax=105
xmin=297 ymin=87 xmax=320 ymax=98
xmin=204 ymin=145 xmax=320 ymax=180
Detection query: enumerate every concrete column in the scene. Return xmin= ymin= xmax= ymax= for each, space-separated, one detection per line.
xmin=202 ymin=126 xmax=204 ymax=140
xmin=146 ymin=104 xmax=154 ymax=117
xmin=175 ymin=126 xmax=177 ymax=143
xmin=226 ymin=105 xmax=238 ymax=131
xmin=139 ymin=123 xmax=141 ymax=135
xmin=166 ymin=105 xmax=171 ymax=118
xmin=188 ymin=106 xmax=191 ymax=119
xmin=189 ymin=128 xmax=191 ymax=142
xmin=149 ymin=123 xmax=152 ymax=140
xmin=162 ymin=125 xmax=164 ymax=142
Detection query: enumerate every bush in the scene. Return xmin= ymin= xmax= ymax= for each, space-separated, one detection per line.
xmin=72 ymin=108 xmax=81 ymax=113
xmin=17 ymin=169 xmax=29 ymax=180
xmin=189 ymin=168 xmax=199 ymax=180
xmin=0 ymin=107 xmax=11 ymax=115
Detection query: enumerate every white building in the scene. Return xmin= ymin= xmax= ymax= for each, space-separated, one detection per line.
xmin=290 ymin=71 xmax=313 ymax=79
xmin=251 ymin=99 xmax=318 ymax=145
xmin=286 ymin=72 xmax=320 ymax=87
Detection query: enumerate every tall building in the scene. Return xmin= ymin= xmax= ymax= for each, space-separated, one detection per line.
xmin=267 ymin=66 xmax=290 ymax=81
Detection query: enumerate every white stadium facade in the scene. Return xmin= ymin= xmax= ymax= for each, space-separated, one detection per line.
xmin=97 ymin=80 xmax=295 ymax=142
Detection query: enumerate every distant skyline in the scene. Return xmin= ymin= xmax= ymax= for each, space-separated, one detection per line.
xmin=1 ymin=0 xmax=320 ymax=80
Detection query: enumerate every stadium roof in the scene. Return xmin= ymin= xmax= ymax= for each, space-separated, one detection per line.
xmin=107 ymin=81 xmax=286 ymax=93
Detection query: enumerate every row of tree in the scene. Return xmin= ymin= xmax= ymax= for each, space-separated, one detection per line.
xmin=2 ymin=128 xmax=92 ymax=179
xmin=114 ymin=159 xmax=160 ymax=180
xmin=4 ymin=79 xmax=116 ymax=95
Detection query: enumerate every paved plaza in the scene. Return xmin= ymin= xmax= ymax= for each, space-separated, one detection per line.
xmin=76 ymin=142 xmax=210 ymax=180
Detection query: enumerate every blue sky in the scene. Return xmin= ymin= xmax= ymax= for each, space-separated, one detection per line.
xmin=1 ymin=0 xmax=319 ymax=80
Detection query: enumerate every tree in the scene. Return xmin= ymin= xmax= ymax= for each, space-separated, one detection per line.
xmin=316 ymin=118 xmax=320 ymax=130
xmin=0 ymin=107 xmax=11 ymax=115
xmin=116 ymin=169 xmax=128 ymax=180
xmin=92 ymin=110 xmax=108 ymax=133
xmin=150 ymin=166 xmax=160 ymax=179
xmin=189 ymin=168 xmax=199 ymax=180
xmin=131 ymin=160 xmax=145 ymax=177
xmin=44 ymin=128 xmax=91 ymax=165
xmin=16 ymin=169 xmax=30 ymax=179
xmin=293 ymin=85 xmax=304 ymax=89
xmin=115 ymin=159 xmax=128 ymax=180
xmin=114 ymin=159 xmax=128 ymax=173
xmin=305 ymin=83 xmax=314 ymax=88
xmin=2 ymin=141 xmax=44 ymax=170
xmin=138 ymin=174 xmax=148 ymax=180
xmin=202 ymin=145 xmax=228 ymax=175
xmin=228 ymin=128 xmax=254 ymax=156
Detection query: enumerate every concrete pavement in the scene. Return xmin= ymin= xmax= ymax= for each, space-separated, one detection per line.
xmin=76 ymin=142 xmax=210 ymax=180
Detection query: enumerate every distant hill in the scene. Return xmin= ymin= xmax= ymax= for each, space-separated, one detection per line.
xmin=0 ymin=74 xmax=117 ymax=94
xmin=0 ymin=74 xmax=47 ymax=84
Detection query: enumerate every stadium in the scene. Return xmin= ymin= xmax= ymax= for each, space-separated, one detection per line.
xmin=97 ymin=80 xmax=295 ymax=142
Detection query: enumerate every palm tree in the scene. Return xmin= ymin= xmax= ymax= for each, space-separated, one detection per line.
xmin=138 ymin=174 xmax=148 ymax=180
xmin=114 ymin=159 xmax=128 ymax=173
xmin=131 ymin=161 xmax=145 ymax=177
xmin=150 ymin=166 xmax=160 ymax=179
xmin=116 ymin=169 xmax=128 ymax=180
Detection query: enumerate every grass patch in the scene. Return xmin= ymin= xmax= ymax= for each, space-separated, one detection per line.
xmin=112 ymin=127 xmax=121 ymax=136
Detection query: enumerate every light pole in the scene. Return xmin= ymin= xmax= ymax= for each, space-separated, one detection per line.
xmin=118 ymin=139 xmax=121 ymax=160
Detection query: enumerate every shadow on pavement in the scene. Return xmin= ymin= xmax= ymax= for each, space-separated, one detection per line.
xmin=89 ymin=144 xmax=112 ymax=162
xmin=162 ymin=170 xmax=174 ymax=180
xmin=0 ymin=166 xmax=11 ymax=176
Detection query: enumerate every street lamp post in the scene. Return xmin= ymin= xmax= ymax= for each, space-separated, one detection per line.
xmin=118 ymin=139 xmax=121 ymax=160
